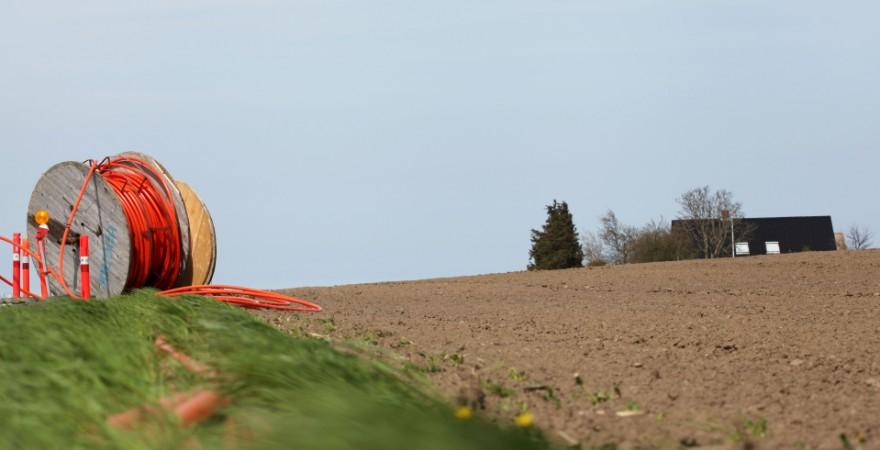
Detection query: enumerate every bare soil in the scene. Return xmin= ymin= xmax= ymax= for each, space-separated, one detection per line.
xmin=257 ymin=250 xmax=880 ymax=449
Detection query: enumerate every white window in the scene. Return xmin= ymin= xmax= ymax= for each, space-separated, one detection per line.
xmin=735 ymin=242 xmax=751 ymax=256
xmin=765 ymin=241 xmax=781 ymax=255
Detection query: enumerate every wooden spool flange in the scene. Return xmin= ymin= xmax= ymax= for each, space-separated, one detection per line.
xmin=26 ymin=162 xmax=132 ymax=298
xmin=174 ymin=180 xmax=217 ymax=286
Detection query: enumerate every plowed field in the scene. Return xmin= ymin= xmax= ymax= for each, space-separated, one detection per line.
xmin=260 ymin=250 xmax=880 ymax=449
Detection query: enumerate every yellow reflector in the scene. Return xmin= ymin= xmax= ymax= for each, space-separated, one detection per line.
xmin=35 ymin=210 xmax=50 ymax=225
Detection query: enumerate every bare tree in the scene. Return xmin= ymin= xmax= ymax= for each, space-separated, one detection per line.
xmin=598 ymin=210 xmax=638 ymax=264
xmin=676 ymin=186 xmax=749 ymax=259
xmin=847 ymin=224 xmax=874 ymax=249
xmin=581 ymin=231 xmax=608 ymax=266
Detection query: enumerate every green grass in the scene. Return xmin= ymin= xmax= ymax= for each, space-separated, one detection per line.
xmin=482 ymin=380 xmax=516 ymax=398
xmin=744 ymin=417 xmax=768 ymax=438
xmin=0 ymin=291 xmax=552 ymax=450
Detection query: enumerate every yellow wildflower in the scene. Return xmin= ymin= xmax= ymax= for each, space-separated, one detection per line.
xmin=454 ymin=406 xmax=472 ymax=420
xmin=515 ymin=412 xmax=534 ymax=428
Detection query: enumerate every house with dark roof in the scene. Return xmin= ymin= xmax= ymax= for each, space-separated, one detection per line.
xmin=671 ymin=216 xmax=838 ymax=257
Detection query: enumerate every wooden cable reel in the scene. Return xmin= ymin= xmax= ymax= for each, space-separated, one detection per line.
xmin=26 ymin=153 xmax=217 ymax=298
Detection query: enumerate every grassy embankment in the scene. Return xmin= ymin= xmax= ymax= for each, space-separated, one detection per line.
xmin=0 ymin=292 xmax=552 ymax=450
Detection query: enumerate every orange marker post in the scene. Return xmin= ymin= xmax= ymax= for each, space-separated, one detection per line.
xmin=12 ymin=233 xmax=20 ymax=298
xmin=79 ymin=235 xmax=90 ymax=300
xmin=36 ymin=224 xmax=49 ymax=298
xmin=21 ymin=237 xmax=30 ymax=296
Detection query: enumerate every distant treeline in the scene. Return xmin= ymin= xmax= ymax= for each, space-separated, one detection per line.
xmin=529 ymin=186 xmax=873 ymax=271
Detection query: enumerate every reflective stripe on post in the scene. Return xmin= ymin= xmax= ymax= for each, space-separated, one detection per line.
xmin=80 ymin=235 xmax=90 ymax=300
xmin=21 ymin=236 xmax=30 ymax=297
xmin=12 ymin=233 xmax=20 ymax=298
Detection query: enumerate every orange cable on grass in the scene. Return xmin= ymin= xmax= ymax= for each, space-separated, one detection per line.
xmin=154 ymin=335 xmax=214 ymax=376
xmin=108 ymin=336 xmax=230 ymax=430
xmin=160 ymin=285 xmax=321 ymax=312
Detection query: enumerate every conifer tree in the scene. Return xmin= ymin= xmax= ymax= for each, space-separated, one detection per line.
xmin=528 ymin=200 xmax=584 ymax=270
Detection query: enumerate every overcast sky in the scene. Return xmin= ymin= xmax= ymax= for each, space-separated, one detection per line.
xmin=1 ymin=0 xmax=877 ymax=288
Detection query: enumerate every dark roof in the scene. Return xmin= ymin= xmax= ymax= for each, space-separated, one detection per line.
xmin=671 ymin=215 xmax=836 ymax=256
xmin=740 ymin=216 xmax=836 ymax=254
